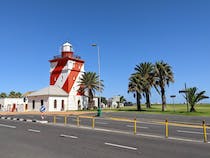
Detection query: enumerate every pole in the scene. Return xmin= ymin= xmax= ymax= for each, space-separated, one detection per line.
xmin=134 ymin=118 xmax=137 ymax=135
xmin=53 ymin=115 xmax=56 ymax=124
xmin=173 ymin=98 xmax=175 ymax=112
xmin=97 ymin=46 xmax=101 ymax=110
xmin=165 ymin=119 xmax=169 ymax=138
xmin=203 ymin=120 xmax=207 ymax=143
xmin=92 ymin=44 xmax=102 ymax=116
xmin=64 ymin=115 xmax=67 ymax=125
xmin=185 ymin=83 xmax=189 ymax=112
xmin=77 ymin=116 xmax=80 ymax=127
xmin=92 ymin=117 xmax=95 ymax=129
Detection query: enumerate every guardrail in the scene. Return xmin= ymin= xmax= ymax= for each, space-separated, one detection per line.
xmin=2 ymin=114 xmax=207 ymax=143
xmin=51 ymin=115 xmax=208 ymax=142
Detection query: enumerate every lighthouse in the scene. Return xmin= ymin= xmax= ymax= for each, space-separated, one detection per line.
xmin=27 ymin=42 xmax=87 ymax=112
xmin=49 ymin=42 xmax=86 ymax=110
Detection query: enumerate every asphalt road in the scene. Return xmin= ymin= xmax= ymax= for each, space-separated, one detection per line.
xmin=0 ymin=119 xmax=210 ymax=158
xmin=2 ymin=113 xmax=210 ymax=142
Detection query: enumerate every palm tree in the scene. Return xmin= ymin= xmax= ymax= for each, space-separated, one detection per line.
xmin=185 ymin=87 xmax=209 ymax=112
xmin=128 ymin=75 xmax=143 ymax=111
xmin=154 ymin=61 xmax=174 ymax=111
xmin=78 ymin=72 xmax=104 ymax=109
xmin=134 ymin=62 xmax=154 ymax=108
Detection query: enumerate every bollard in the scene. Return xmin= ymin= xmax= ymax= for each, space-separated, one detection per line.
xmin=53 ymin=115 xmax=56 ymax=124
xmin=134 ymin=118 xmax=137 ymax=135
xmin=92 ymin=117 xmax=95 ymax=129
xmin=165 ymin=119 xmax=169 ymax=138
xmin=64 ymin=115 xmax=67 ymax=125
xmin=203 ymin=120 xmax=207 ymax=143
xmin=77 ymin=116 xmax=80 ymax=127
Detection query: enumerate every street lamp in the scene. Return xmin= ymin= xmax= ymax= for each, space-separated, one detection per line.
xmin=91 ymin=43 xmax=101 ymax=116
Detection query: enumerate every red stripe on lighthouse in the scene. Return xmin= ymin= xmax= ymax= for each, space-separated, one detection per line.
xmin=50 ymin=59 xmax=68 ymax=85
xmin=62 ymin=62 xmax=83 ymax=93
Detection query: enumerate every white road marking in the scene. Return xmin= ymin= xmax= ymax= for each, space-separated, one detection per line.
xmin=60 ymin=134 xmax=78 ymax=139
xmin=96 ymin=122 xmax=108 ymax=125
xmin=28 ymin=129 xmax=41 ymax=133
xmin=126 ymin=125 xmax=148 ymax=129
xmin=104 ymin=142 xmax=137 ymax=150
xmin=177 ymin=130 xmax=210 ymax=135
xmin=168 ymin=137 xmax=203 ymax=143
xmin=0 ymin=123 xmax=16 ymax=129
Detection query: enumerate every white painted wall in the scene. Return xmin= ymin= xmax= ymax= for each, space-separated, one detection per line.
xmin=0 ymin=98 xmax=26 ymax=112
xmin=27 ymin=95 xmax=68 ymax=112
xmin=48 ymin=96 xmax=68 ymax=111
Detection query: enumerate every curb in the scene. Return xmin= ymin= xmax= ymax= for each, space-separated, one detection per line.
xmin=0 ymin=115 xmax=48 ymax=123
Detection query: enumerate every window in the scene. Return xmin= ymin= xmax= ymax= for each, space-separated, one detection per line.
xmin=54 ymin=100 xmax=57 ymax=109
xmin=32 ymin=100 xmax=35 ymax=110
xmin=61 ymin=100 xmax=64 ymax=111
xmin=41 ymin=100 xmax=44 ymax=105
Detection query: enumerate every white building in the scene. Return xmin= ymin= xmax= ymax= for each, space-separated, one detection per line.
xmin=27 ymin=42 xmax=88 ymax=112
xmin=0 ymin=98 xmax=26 ymax=112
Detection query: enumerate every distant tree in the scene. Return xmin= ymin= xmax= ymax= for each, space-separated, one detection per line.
xmin=185 ymin=87 xmax=209 ymax=112
xmin=154 ymin=61 xmax=174 ymax=111
xmin=15 ymin=92 xmax=22 ymax=98
xmin=8 ymin=91 xmax=22 ymax=98
xmin=120 ymin=96 xmax=126 ymax=103
xmin=0 ymin=92 xmax=7 ymax=98
xmin=8 ymin=91 xmax=16 ymax=98
xmin=101 ymin=97 xmax=107 ymax=105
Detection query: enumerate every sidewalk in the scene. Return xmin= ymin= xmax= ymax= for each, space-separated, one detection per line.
xmin=0 ymin=111 xmax=95 ymax=116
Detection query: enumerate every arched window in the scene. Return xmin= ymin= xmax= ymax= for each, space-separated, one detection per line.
xmin=54 ymin=100 xmax=57 ymax=109
xmin=41 ymin=100 xmax=44 ymax=105
xmin=32 ymin=100 xmax=35 ymax=110
xmin=61 ymin=100 xmax=64 ymax=111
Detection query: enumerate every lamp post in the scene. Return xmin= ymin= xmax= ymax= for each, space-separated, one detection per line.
xmin=170 ymin=95 xmax=176 ymax=112
xmin=91 ymin=44 xmax=101 ymax=116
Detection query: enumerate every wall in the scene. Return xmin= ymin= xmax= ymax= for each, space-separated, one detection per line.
xmin=0 ymin=98 xmax=25 ymax=112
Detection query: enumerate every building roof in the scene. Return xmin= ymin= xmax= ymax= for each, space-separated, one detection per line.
xmin=28 ymin=85 xmax=69 ymax=97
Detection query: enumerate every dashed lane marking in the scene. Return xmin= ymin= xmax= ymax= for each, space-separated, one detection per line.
xmin=177 ymin=130 xmax=210 ymax=135
xmin=28 ymin=129 xmax=41 ymax=133
xmin=104 ymin=142 xmax=137 ymax=150
xmin=0 ymin=123 xmax=16 ymax=129
xmin=60 ymin=134 xmax=78 ymax=139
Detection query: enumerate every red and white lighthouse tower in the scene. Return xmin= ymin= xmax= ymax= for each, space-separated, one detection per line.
xmin=49 ymin=42 xmax=86 ymax=110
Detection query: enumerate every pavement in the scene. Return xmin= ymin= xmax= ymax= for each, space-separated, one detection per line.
xmin=0 ymin=118 xmax=210 ymax=158
xmin=0 ymin=111 xmax=94 ymax=116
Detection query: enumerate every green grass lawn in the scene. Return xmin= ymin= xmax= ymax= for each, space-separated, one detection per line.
xmin=103 ymin=104 xmax=210 ymax=116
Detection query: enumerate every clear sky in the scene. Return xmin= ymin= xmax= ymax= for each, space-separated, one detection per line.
xmin=0 ymin=0 xmax=209 ymax=104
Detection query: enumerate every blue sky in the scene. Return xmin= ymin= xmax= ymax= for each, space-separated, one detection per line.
xmin=0 ymin=0 xmax=210 ymax=104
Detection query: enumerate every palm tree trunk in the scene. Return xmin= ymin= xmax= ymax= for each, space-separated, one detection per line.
xmin=145 ymin=92 xmax=151 ymax=108
xmin=88 ymin=89 xmax=94 ymax=109
xmin=190 ymin=105 xmax=196 ymax=112
xmin=161 ymin=87 xmax=166 ymax=111
xmin=136 ymin=92 xmax=141 ymax=111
